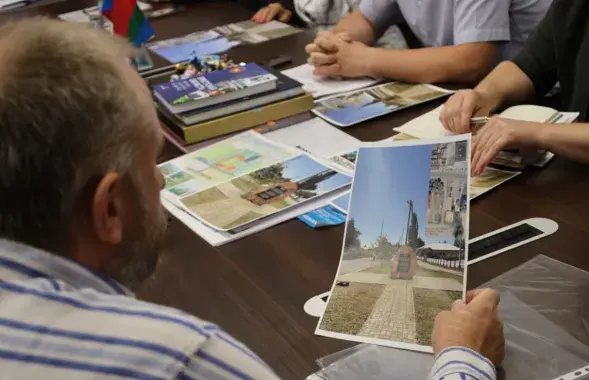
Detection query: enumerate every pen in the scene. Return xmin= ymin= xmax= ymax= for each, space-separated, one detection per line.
xmin=470 ymin=116 xmax=489 ymax=125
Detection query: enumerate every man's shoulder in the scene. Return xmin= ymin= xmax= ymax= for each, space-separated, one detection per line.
xmin=64 ymin=287 xmax=217 ymax=346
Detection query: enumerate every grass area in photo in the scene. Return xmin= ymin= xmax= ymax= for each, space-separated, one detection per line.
xmin=361 ymin=263 xmax=463 ymax=283
xmin=413 ymin=288 xmax=461 ymax=346
xmin=319 ymin=282 xmax=385 ymax=335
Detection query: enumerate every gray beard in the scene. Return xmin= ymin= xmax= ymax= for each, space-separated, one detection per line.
xmin=105 ymin=186 xmax=169 ymax=290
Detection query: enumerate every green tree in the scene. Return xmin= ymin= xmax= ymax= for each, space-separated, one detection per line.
xmin=250 ymin=163 xmax=286 ymax=184
xmin=429 ymin=178 xmax=444 ymax=193
xmin=416 ymin=237 xmax=425 ymax=248
xmin=344 ymin=218 xmax=362 ymax=250
xmin=407 ymin=212 xmax=420 ymax=249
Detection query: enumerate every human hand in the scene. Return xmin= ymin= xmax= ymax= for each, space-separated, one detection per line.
xmin=305 ymin=31 xmax=371 ymax=78
xmin=432 ymin=288 xmax=505 ymax=366
xmin=440 ymin=89 xmax=501 ymax=135
xmin=472 ymin=117 xmax=542 ymax=176
xmin=251 ymin=3 xmax=292 ymax=23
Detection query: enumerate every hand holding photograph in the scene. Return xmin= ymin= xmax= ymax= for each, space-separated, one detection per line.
xmin=315 ymin=136 xmax=471 ymax=353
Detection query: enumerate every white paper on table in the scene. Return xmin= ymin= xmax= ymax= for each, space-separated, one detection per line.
xmin=0 ymin=0 xmax=24 ymax=8
xmin=394 ymin=108 xmax=579 ymax=139
xmin=264 ymin=117 xmax=362 ymax=159
xmin=163 ymin=188 xmax=348 ymax=246
xmin=282 ymin=64 xmax=380 ymax=99
xmin=58 ymin=10 xmax=91 ymax=22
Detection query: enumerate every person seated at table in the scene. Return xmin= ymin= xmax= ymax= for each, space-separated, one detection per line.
xmin=251 ymin=0 xmax=407 ymax=49
xmin=250 ymin=1 xmax=294 ymax=23
xmin=305 ymin=0 xmax=552 ymax=85
xmin=440 ymin=0 xmax=589 ymax=176
xmin=0 ymin=18 xmax=503 ymax=379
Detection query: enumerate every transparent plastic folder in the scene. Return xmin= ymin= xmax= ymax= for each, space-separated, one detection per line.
xmin=309 ymin=255 xmax=589 ymax=380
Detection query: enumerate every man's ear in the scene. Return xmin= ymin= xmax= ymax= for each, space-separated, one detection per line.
xmin=91 ymin=172 xmax=126 ymax=245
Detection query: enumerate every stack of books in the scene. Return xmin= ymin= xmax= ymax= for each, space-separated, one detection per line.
xmin=152 ymin=62 xmax=314 ymax=146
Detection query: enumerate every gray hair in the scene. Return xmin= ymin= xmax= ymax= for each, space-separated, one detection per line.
xmin=0 ymin=18 xmax=153 ymax=255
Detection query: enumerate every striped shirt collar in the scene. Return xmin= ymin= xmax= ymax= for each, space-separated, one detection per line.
xmin=0 ymin=239 xmax=133 ymax=297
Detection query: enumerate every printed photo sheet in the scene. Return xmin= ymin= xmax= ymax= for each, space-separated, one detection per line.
xmin=159 ymin=131 xmax=351 ymax=232
xmin=390 ymin=133 xmax=520 ymax=199
xmin=312 ymin=82 xmax=453 ymax=127
xmin=316 ymin=136 xmax=470 ymax=353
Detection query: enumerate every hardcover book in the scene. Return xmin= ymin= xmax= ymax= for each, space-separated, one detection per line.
xmin=174 ymin=66 xmax=305 ymax=125
xmin=153 ymin=63 xmax=277 ymax=114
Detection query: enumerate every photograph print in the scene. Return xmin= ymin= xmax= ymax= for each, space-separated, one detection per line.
xmin=316 ymin=136 xmax=470 ymax=352
xmin=181 ymin=154 xmax=352 ymax=231
xmin=313 ymin=83 xmax=452 ymax=127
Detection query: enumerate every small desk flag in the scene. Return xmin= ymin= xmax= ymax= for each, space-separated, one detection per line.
xmin=100 ymin=0 xmax=155 ymax=47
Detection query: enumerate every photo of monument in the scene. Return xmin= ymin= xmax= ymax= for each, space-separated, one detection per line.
xmin=316 ymin=138 xmax=470 ymax=352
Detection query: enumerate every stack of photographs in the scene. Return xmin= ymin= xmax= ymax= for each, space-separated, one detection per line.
xmin=160 ymin=131 xmax=352 ymax=244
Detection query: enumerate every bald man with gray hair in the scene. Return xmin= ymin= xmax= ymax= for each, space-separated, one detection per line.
xmin=0 ymin=18 xmax=503 ymax=380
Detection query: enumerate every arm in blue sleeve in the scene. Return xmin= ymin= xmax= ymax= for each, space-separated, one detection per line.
xmin=430 ymin=347 xmax=497 ymax=380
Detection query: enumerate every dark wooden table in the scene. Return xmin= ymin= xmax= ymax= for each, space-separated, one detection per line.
xmin=6 ymin=2 xmax=589 ymax=379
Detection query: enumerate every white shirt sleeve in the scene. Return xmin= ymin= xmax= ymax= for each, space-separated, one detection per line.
xmin=430 ymin=347 xmax=497 ymax=380
xmin=453 ymin=0 xmax=511 ymax=45
xmin=359 ymin=0 xmax=404 ymax=31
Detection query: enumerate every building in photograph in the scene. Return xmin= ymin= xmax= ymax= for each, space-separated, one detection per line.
xmin=427 ymin=142 xmax=468 ymax=230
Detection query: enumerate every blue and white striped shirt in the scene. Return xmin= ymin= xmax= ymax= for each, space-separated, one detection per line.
xmin=0 ymin=239 xmax=495 ymax=379
xmin=0 ymin=239 xmax=280 ymax=380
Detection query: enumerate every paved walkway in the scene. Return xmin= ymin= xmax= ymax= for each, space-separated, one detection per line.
xmin=359 ymin=281 xmax=416 ymax=343
xmin=347 ymin=262 xmax=463 ymax=343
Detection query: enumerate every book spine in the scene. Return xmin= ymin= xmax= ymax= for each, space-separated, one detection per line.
xmin=183 ymin=94 xmax=314 ymax=144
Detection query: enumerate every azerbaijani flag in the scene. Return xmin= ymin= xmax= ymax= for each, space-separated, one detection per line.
xmin=100 ymin=0 xmax=155 ymax=47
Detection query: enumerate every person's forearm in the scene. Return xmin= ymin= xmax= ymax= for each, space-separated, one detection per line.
xmin=533 ymin=123 xmax=589 ymax=163
xmin=332 ymin=10 xmax=377 ymax=46
xmin=364 ymin=44 xmax=496 ymax=85
xmin=431 ymin=347 xmax=497 ymax=380
xmin=474 ymin=61 xmax=536 ymax=113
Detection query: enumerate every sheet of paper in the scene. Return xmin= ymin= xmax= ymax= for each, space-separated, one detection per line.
xmin=264 ymin=117 xmax=362 ymax=159
xmin=394 ymin=108 xmax=579 ymax=139
xmin=58 ymin=10 xmax=91 ymax=22
xmin=214 ymin=20 xmax=301 ymax=45
xmin=176 ymin=153 xmax=352 ymax=232
xmin=160 ymin=131 xmax=300 ymax=197
xmin=315 ymin=135 xmax=470 ymax=353
xmin=0 ymin=0 xmax=24 ymax=8
xmin=146 ymin=30 xmax=239 ymax=63
xmin=470 ymin=168 xmax=520 ymax=199
xmin=163 ymin=189 xmax=347 ymax=246
xmin=282 ymin=64 xmax=380 ymax=98
xmin=394 ymin=110 xmax=579 ymax=169
xmin=313 ymin=83 xmax=453 ymax=127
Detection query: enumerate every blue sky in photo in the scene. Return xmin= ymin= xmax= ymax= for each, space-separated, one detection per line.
xmin=281 ymin=155 xmax=351 ymax=193
xmin=348 ymin=145 xmax=434 ymax=246
xmin=150 ymin=38 xmax=238 ymax=63
xmin=324 ymin=102 xmax=391 ymax=126
xmin=332 ymin=193 xmax=351 ymax=211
